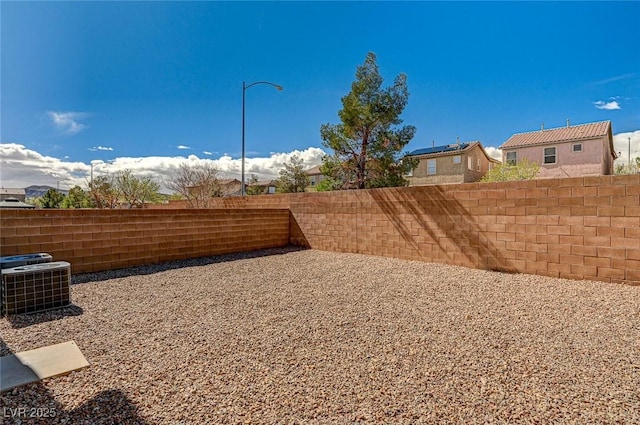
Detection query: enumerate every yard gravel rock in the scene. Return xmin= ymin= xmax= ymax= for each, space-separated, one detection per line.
xmin=1 ymin=247 xmax=639 ymax=424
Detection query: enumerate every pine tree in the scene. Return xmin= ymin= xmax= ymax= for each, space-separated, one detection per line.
xmin=320 ymin=52 xmax=416 ymax=189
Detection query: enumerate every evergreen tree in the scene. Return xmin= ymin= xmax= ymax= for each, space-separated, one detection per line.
xmin=40 ymin=188 xmax=65 ymax=208
xmin=275 ymin=155 xmax=311 ymax=193
xmin=320 ymin=52 xmax=416 ymax=189
xmin=61 ymin=185 xmax=94 ymax=208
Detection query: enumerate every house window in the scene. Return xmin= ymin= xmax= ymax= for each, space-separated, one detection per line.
xmin=453 ymin=155 xmax=461 ymax=164
xmin=544 ymin=147 xmax=557 ymax=164
xmin=573 ymin=143 xmax=583 ymax=152
xmin=405 ymin=168 xmax=414 ymax=177
xmin=506 ymin=151 xmax=517 ymax=166
xmin=477 ymin=158 xmax=481 ymax=172
xmin=468 ymin=157 xmax=473 ymax=170
xmin=427 ymin=159 xmax=436 ymax=175
xmin=268 ymin=186 xmax=276 ymax=194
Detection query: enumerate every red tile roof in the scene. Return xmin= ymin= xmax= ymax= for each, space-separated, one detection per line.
xmin=500 ymin=121 xmax=611 ymax=149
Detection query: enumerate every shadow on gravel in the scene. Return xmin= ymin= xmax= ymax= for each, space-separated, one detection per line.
xmin=72 ymin=245 xmax=309 ymax=284
xmin=6 ymin=305 xmax=84 ymax=330
xmin=0 ymin=337 xmax=12 ymax=356
xmin=1 ymin=385 xmax=149 ymax=425
xmin=0 ymin=337 xmax=149 ymax=424
xmin=65 ymin=389 xmax=149 ymax=424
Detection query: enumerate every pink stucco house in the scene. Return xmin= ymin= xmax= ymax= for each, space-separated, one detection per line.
xmin=500 ymin=120 xmax=617 ymax=178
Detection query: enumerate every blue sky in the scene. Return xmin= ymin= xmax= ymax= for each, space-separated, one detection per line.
xmin=1 ymin=1 xmax=639 ymax=190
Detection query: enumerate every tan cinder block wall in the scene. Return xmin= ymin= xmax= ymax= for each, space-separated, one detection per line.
xmin=285 ymin=175 xmax=640 ymax=285
xmin=3 ymin=175 xmax=638 ymax=284
xmin=157 ymin=194 xmax=292 ymax=209
xmin=0 ymin=209 xmax=290 ymax=274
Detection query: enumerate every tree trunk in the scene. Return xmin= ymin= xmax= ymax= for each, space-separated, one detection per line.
xmin=358 ymin=130 xmax=369 ymax=189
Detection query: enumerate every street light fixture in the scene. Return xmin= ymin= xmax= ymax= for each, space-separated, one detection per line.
xmin=241 ymin=80 xmax=283 ymax=196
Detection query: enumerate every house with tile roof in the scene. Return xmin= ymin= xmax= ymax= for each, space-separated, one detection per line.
xmin=405 ymin=141 xmax=500 ymax=186
xmin=500 ymin=120 xmax=617 ymax=178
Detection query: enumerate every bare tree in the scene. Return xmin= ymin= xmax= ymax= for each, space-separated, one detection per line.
xmin=88 ymin=175 xmax=119 ymax=209
xmin=166 ymin=162 xmax=222 ymax=208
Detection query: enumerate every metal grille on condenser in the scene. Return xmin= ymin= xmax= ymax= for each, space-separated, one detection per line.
xmin=1 ymin=262 xmax=71 ymax=315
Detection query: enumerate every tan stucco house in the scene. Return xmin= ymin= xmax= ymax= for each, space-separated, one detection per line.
xmin=0 ymin=188 xmax=26 ymax=202
xmin=248 ymin=179 xmax=277 ymax=194
xmin=500 ymin=120 xmax=617 ymax=178
xmin=405 ymin=141 xmax=500 ymax=185
xmin=305 ymin=165 xmax=325 ymax=191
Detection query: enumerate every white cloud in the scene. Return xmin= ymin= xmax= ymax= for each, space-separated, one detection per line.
xmin=590 ymin=73 xmax=635 ymax=86
xmin=89 ymin=146 xmax=114 ymax=152
xmin=203 ymin=151 xmax=213 ymax=156
xmin=0 ymin=143 xmax=326 ymax=192
xmin=176 ymin=145 xmax=191 ymax=150
xmin=6 ymin=136 xmax=640 ymax=194
xmin=613 ymin=130 xmax=640 ymax=166
xmin=47 ymin=111 xmax=89 ymax=135
xmin=484 ymin=146 xmax=502 ymax=161
xmin=0 ymin=143 xmax=89 ymax=189
xmin=240 ymin=148 xmax=326 ymax=179
xmin=593 ymin=100 xmax=621 ymax=110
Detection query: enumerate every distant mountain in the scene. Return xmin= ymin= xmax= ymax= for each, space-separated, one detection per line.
xmin=25 ymin=185 xmax=69 ymax=199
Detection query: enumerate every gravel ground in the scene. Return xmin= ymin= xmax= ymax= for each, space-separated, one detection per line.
xmin=1 ymin=247 xmax=639 ymax=424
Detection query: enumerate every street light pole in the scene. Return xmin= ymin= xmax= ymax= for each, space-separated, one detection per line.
xmin=241 ymin=80 xmax=283 ymax=196
xmin=242 ymin=81 xmax=246 ymax=197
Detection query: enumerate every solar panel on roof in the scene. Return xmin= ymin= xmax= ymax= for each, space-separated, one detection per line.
xmin=409 ymin=142 xmax=470 ymax=156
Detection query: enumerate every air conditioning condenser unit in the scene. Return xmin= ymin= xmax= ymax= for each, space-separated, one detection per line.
xmin=1 ymin=261 xmax=71 ymax=315
xmin=0 ymin=253 xmax=52 ymax=269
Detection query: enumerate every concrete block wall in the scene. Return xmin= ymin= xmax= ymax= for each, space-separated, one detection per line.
xmin=2 ymin=175 xmax=637 ymax=283
xmin=159 ymin=194 xmax=291 ymax=209
xmin=283 ymin=175 xmax=639 ymax=285
xmin=0 ymin=209 xmax=290 ymax=273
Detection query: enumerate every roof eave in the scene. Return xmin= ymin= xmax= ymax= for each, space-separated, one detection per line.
xmin=500 ymin=134 xmax=610 ymax=150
